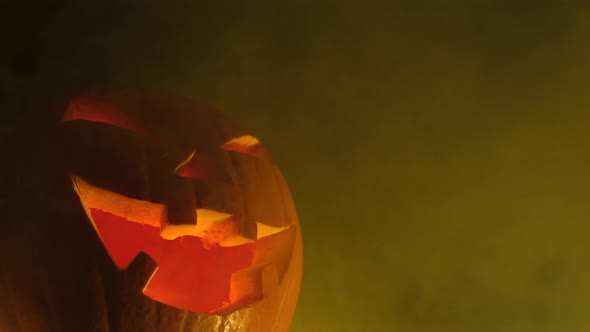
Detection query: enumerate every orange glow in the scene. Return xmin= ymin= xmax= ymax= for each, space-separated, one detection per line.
xmin=222 ymin=134 xmax=271 ymax=159
xmin=62 ymin=97 xmax=149 ymax=135
xmin=71 ymin=175 xmax=294 ymax=315
xmin=174 ymin=151 xmax=231 ymax=183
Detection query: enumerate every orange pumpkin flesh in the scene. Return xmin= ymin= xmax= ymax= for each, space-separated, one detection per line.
xmin=0 ymin=89 xmax=303 ymax=331
xmin=71 ymin=175 xmax=293 ymax=315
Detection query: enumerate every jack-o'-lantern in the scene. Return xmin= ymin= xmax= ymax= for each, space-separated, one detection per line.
xmin=0 ymin=89 xmax=303 ymax=331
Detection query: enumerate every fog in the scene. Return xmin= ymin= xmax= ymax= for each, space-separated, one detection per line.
xmin=3 ymin=1 xmax=590 ymax=331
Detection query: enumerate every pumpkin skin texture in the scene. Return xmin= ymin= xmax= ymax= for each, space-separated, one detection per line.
xmin=0 ymin=90 xmax=303 ymax=332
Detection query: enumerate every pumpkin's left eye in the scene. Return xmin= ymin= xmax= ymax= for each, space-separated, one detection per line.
xmin=60 ymin=97 xmax=200 ymax=226
xmin=62 ymin=96 xmax=149 ymax=135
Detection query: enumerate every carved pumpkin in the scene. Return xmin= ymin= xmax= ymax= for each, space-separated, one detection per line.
xmin=0 ymin=89 xmax=302 ymax=331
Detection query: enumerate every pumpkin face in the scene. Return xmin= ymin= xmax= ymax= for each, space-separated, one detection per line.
xmin=0 ymin=90 xmax=302 ymax=331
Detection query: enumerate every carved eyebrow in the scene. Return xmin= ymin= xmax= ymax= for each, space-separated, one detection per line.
xmin=62 ymin=97 xmax=149 ymax=135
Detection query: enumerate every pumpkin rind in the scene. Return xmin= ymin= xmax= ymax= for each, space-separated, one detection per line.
xmin=0 ymin=89 xmax=303 ymax=332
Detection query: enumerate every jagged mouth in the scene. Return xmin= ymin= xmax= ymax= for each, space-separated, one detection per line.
xmin=62 ymin=92 xmax=297 ymax=315
xmin=72 ymin=174 xmax=295 ymax=315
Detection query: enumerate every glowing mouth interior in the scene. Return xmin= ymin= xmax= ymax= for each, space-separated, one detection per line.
xmin=71 ymin=175 xmax=291 ymax=315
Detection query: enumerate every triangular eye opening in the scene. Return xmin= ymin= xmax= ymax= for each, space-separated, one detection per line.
xmin=174 ymin=150 xmax=233 ymax=184
xmin=62 ymin=96 xmax=149 ymax=136
xmin=221 ymin=134 xmax=270 ymax=160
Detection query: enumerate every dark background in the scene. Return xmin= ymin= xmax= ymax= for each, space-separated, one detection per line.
xmin=3 ymin=1 xmax=590 ymax=331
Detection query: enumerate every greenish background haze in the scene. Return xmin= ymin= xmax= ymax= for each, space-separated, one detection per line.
xmin=3 ymin=1 xmax=590 ymax=331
